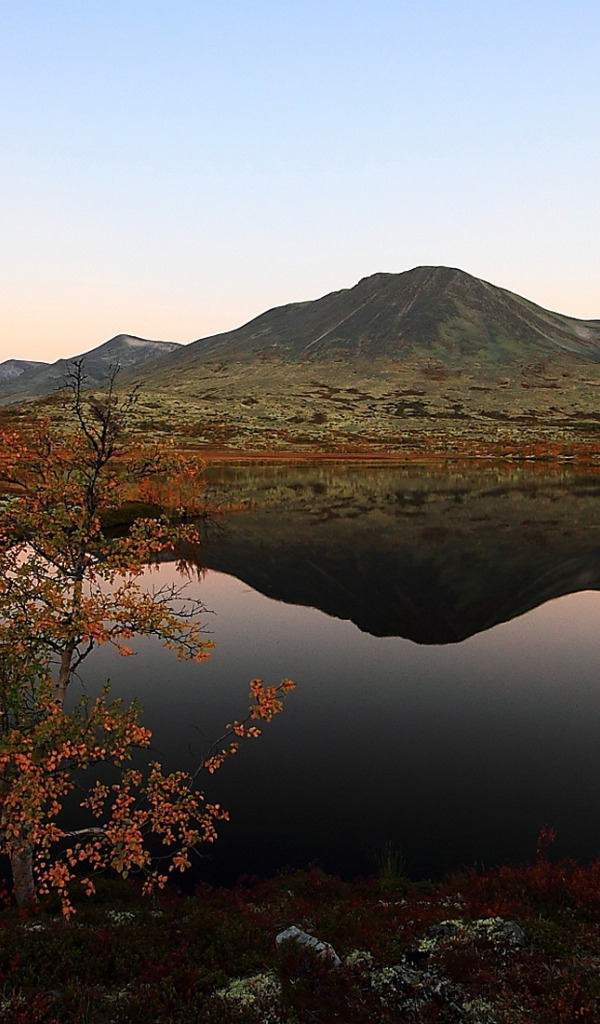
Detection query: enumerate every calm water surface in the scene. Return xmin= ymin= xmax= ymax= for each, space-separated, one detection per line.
xmin=84 ymin=463 xmax=600 ymax=883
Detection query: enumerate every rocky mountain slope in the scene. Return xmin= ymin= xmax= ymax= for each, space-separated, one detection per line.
xmin=145 ymin=265 xmax=600 ymax=372
xmin=0 ymin=335 xmax=181 ymax=404
xmin=0 ymin=358 xmax=48 ymax=382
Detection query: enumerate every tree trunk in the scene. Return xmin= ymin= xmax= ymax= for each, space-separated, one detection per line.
xmin=54 ymin=647 xmax=74 ymax=706
xmin=10 ymin=845 xmax=37 ymax=907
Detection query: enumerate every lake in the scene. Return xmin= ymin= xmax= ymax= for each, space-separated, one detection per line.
xmin=83 ymin=461 xmax=600 ymax=885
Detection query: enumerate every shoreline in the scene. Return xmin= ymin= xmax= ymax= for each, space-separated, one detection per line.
xmin=177 ymin=443 xmax=600 ymax=470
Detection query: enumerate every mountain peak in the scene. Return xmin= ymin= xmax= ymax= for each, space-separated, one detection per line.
xmin=166 ymin=265 xmax=600 ymax=366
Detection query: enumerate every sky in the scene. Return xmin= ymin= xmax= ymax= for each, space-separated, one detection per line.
xmin=1 ymin=0 xmax=599 ymax=363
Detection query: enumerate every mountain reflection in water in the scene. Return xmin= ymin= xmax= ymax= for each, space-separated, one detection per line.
xmin=201 ymin=463 xmax=600 ymax=643
xmin=85 ymin=465 xmax=600 ymax=884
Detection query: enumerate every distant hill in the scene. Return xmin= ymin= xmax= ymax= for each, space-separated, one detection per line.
xmin=0 ymin=359 xmax=48 ymax=383
xmin=0 ymin=335 xmax=181 ymax=404
xmin=144 ymin=266 xmax=600 ymax=375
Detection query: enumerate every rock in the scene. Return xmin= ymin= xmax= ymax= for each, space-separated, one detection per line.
xmin=370 ymin=958 xmax=462 ymax=1019
xmin=489 ymin=919 xmax=528 ymax=946
xmin=275 ymin=925 xmax=342 ymax=966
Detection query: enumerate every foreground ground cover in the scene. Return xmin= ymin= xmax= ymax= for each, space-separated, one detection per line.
xmin=2 ymin=854 xmax=600 ymax=1023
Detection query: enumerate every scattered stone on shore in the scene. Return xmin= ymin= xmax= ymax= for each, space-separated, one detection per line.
xmin=275 ymin=924 xmax=342 ymax=966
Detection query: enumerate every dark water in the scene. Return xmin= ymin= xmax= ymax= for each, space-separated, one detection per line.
xmin=83 ymin=463 xmax=600 ymax=884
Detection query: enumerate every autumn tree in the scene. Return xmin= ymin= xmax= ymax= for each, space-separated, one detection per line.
xmin=0 ymin=363 xmax=293 ymax=913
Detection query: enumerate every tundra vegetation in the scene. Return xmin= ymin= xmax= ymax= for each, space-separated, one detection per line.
xmin=0 ymin=364 xmax=293 ymax=915
xmin=5 ymin=352 xmax=600 ymax=463
xmin=2 ymin=850 xmax=600 ymax=1021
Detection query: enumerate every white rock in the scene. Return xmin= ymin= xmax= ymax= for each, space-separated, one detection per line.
xmin=275 ymin=925 xmax=341 ymax=966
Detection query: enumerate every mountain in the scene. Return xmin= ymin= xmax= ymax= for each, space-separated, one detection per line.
xmin=0 ymin=335 xmax=181 ymax=404
xmin=144 ymin=266 xmax=600 ymax=373
xmin=114 ymin=266 xmax=600 ymax=452
xmin=0 ymin=359 xmax=48 ymax=382
xmin=5 ymin=268 xmax=600 ymax=449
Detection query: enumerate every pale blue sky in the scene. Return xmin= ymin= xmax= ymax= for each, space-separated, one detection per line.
xmin=2 ymin=0 xmax=599 ymax=361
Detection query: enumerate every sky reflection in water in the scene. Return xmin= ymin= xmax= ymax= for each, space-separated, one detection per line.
xmin=85 ymin=560 xmax=600 ymax=885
